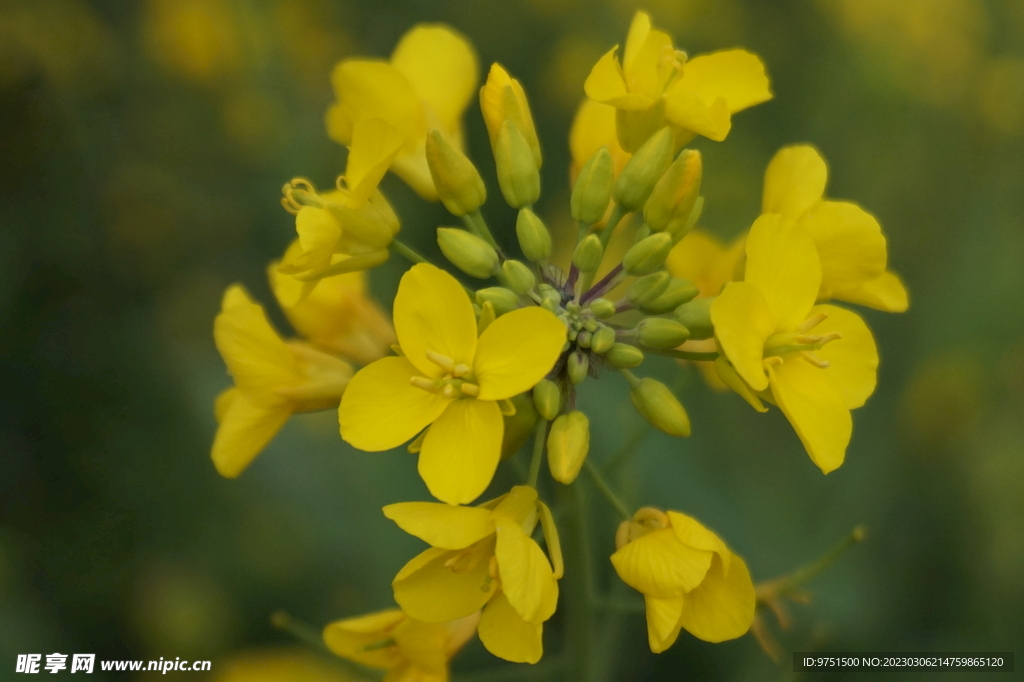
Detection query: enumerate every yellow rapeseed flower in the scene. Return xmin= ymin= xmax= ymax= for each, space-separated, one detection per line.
xmin=323 ymin=608 xmax=478 ymax=682
xmin=385 ymin=486 xmax=562 ymax=664
xmin=339 ymin=264 xmax=566 ymax=505
xmin=212 ymin=285 xmax=352 ymax=478
xmin=711 ymin=215 xmax=879 ymax=473
xmin=612 ymin=507 xmax=755 ymax=652
xmin=480 ymin=63 xmax=541 ymax=168
xmin=761 ymin=145 xmax=909 ymax=312
xmin=326 ymin=24 xmax=479 ymax=199
xmin=584 ymin=11 xmax=772 ymax=151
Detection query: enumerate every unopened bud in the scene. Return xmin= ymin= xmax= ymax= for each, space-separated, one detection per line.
xmin=547 ymin=411 xmax=590 ymax=484
xmin=513 ymin=208 xmax=551 ymax=263
xmin=501 ymin=392 xmax=538 ymax=460
xmin=623 ymin=232 xmax=673 ymax=276
xmin=674 ymin=297 xmax=714 ymax=339
xmin=533 ymin=379 xmax=562 ymax=420
xmin=568 ymin=350 xmax=589 ymax=384
xmin=637 ymin=318 xmax=690 ymax=350
xmin=426 ymin=129 xmax=486 ymax=216
xmin=476 ymin=287 xmax=521 ymax=316
xmin=502 ymin=259 xmax=536 ymax=294
xmin=666 ymin=195 xmax=704 ymax=242
xmin=605 ymin=343 xmax=644 ymax=369
xmin=613 ymin=127 xmax=674 ymax=211
xmin=589 ymin=298 xmax=616 ymax=319
xmin=627 ymin=272 xmax=671 ymax=307
xmin=644 ymin=149 xmax=702 ymax=232
xmin=629 ymin=377 xmax=691 ymax=437
xmin=537 ymin=283 xmax=562 ymax=308
xmin=640 ymin=278 xmax=699 ymax=314
xmin=437 ymin=228 xmax=499 ymax=279
xmin=495 ymin=120 xmax=540 ymax=208
xmin=573 ymin=234 xmax=604 ymax=273
xmin=590 ymin=325 xmax=616 ymax=354
xmin=571 ymin=147 xmax=614 ymax=225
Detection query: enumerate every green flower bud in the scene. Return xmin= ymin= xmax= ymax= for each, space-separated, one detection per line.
xmin=533 ymin=378 xmax=562 ymax=421
xmin=623 ymin=232 xmax=673 ymax=276
xmin=640 ymin=278 xmax=700 ymax=314
xmin=627 ymin=271 xmax=671 ymax=307
xmin=629 ymin=377 xmax=691 ymax=437
xmin=495 ymin=119 xmax=540 ymax=208
xmin=501 ymin=392 xmax=538 ymax=460
xmin=605 ymin=343 xmax=644 ymax=369
xmin=589 ymin=298 xmax=616 ymax=319
xmin=476 ymin=287 xmax=520 ymax=316
xmin=590 ymin=325 xmax=616 ymax=354
xmin=516 ymin=208 xmax=552 ymax=262
xmin=537 ymin=283 xmax=562 ymax=308
xmin=437 ymin=228 xmax=499 ymax=279
xmin=571 ymin=147 xmax=614 ymax=225
xmin=568 ymin=350 xmax=589 ymax=384
xmin=665 ymin=195 xmax=704 ymax=242
xmin=573 ymin=234 xmax=604 ymax=273
xmin=674 ymin=297 xmax=714 ymax=339
xmin=426 ymin=129 xmax=486 ymax=216
xmin=501 ymin=259 xmax=536 ymax=294
xmin=613 ymin=127 xmax=674 ymax=212
xmin=577 ymin=330 xmax=593 ymax=348
xmin=637 ymin=318 xmax=690 ymax=350
xmin=644 ymin=149 xmax=702 ymax=232
xmin=547 ymin=411 xmax=590 ymax=484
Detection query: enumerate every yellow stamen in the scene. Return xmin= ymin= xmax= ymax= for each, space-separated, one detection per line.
xmin=800 ymin=351 xmax=830 ymax=369
xmin=453 ymin=363 xmax=471 ymax=377
xmin=460 ymin=383 xmax=480 ymax=397
xmin=442 ymin=384 xmax=456 ymax=398
xmin=410 ymin=376 xmax=437 ymax=391
xmin=425 ymin=350 xmax=456 ymax=372
xmin=797 ymin=312 xmax=828 ymax=333
xmin=763 ymin=356 xmax=784 ymax=368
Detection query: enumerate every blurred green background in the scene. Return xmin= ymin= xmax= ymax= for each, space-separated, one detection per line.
xmin=2 ymin=0 xmax=1023 ymax=680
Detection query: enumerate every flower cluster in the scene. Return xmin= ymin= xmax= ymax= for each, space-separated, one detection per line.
xmin=211 ymin=11 xmax=906 ymax=679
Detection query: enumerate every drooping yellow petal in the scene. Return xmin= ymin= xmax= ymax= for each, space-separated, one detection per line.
xmin=809 ymin=304 xmax=878 ymax=409
xmin=710 ymin=282 xmax=774 ymax=392
xmin=211 ymin=389 xmax=291 ymax=478
xmin=339 ymin=356 xmax=451 ymax=451
xmin=832 ymin=270 xmax=909 ymax=312
xmin=322 ymin=609 xmax=407 ymax=670
xmin=801 ymin=201 xmax=887 ymax=293
xmin=665 ymin=511 xmax=731 ymax=573
xmin=491 ymin=485 xmax=538 ymax=526
xmin=390 ymin=24 xmax=478 ymax=137
xmin=286 ymin=207 xmax=342 ymax=277
xmin=478 ymin=591 xmax=543 ymax=664
xmin=568 ymin=99 xmax=630 ymax=181
xmin=394 ymin=264 xmax=478 ymax=379
xmin=678 ymin=552 xmax=755 ymax=643
xmin=537 ymin=501 xmax=563 ymax=580
xmin=762 ymin=144 xmax=827 ymax=219
xmin=743 ymin=214 xmax=821 ymax=331
xmin=473 ymin=307 xmax=565 ymax=401
xmin=610 ymin=528 xmax=713 ymax=598
xmin=494 ymin=516 xmax=558 ymax=624
xmin=418 ymin=399 xmax=503 ymax=505
xmin=383 ymin=501 xmax=496 ymax=550
xmin=663 ymin=86 xmax=731 ymax=141
xmin=345 ymin=118 xmax=404 ymax=207
xmin=713 ymin=357 xmax=768 ymax=413
xmin=584 ymin=46 xmax=629 ymax=105
xmin=768 ymin=358 xmax=852 ymax=474
xmin=325 ymin=60 xmax=424 ymax=148
xmin=214 ymin=285 xmax=299 ymax=394
xmin=644 ymin=596 xmax=684 ymax=654
xmin=393 ymin=546 xmax=497 ymax=623
xmin=676 ymin=49 xmax=772 ymax=114
xmin=390 ymin=617 xmax=448 ymax=674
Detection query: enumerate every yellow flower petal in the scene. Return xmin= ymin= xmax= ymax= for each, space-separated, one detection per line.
xmin=346 ymin=118 xmax=404 ymax=207
xmin=622 ymin=11 xmax=651 ymax=73
xmin=644 ymin=596 xmax=684 ymax=654
xmin=491 ymin=485 xmax=538 ymax=525
xmin=665 ymin=511 xmax=731 ymax=573
xmin=625 ymin=29 xmax=674 ymax=102
xmin=290 ymin=207 xmax=341 ymax=275
xmin=801 ymin=201 xmax=887 ymax=293
xmin=473 ymin=307 xmax=565 ymax=401
xmin=537 ymin=501 xmax=563 ymax=580
xmin=478 ymin=591 xmax=543 ymax=664
xmin=678 ymin=552 xmax=755 ymax=643
xmin=744 ymin=213 xmax=821 ymax=331
xmin=663 ymin=86 xmax=731 ymax=141
xmin=394 ymin=264 xmax=478 ymax=379
xmin=325 ymin=60 xmax=423 ymax=149
xmin=339 ymin=356 xmax=451 ymax=452
xmin=610 ymin=528 xmax=713 ymax=598
xmin=382 ymin=501 xmax=496 ymax=550
xmin=676 ymin=49 xmax=772 ymax=114
xmin=832 ymin=270 xmax=909 ymax=313
xmin=418 ymin=399 xmax=503 ymax=505
xmin=390 ymin=617 xmax=448 ymax=674
xmin=710 ymin=281 xmax=774 ymax=392
xmin=480 ymin=63 xmax=541 ymax=166
xmin=323 ymin=609 xmax=407 ymax=670
xmin=390 ymin=24 xmax=478 ymax=137
xmin=762 ymin=145 xmax=827 ymax=219
xmin=211 ymin=389 xmax=291 ymax=478
xmin=713 ymin=357 xmax=768 ymax=413
xmin=393 ymin=546 xmax=497 ymax=623
xmin=768 ymin=358 xmax=852 ymax=473
xmin=584 ymin=46 xmax=628 ymax=105
xmin=665 ymin=229 xmax=742 ymax=298
xmin=809 ymin=304 xmax=878 ymax=409
xmin=494 ymin=516 xmax=558 ymax=624
xmin=214 ymin=285 xmax=299 ymax=394
xmin=568 ymin=99 xmax=630 ymax=181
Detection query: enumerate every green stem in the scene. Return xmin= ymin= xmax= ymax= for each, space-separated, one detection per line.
xmin=463 ymin=210 xmax=499 ymax=249
xmin=598 ymin=204 xmax=627 ymax=250
xmin=761 ymin=526 xmax=867 ymax=599
xmin=390 ymin=239 xmax=429 ymax=265
xmin=648 ymin=348 xmax=720 ymax=362
xmin=271 ymin=611 xmax=383 ymax=681
xmin=583 ymin=460 xmax=632 ymax=521
xmin=527 ymin=419 xmax=548 ymax=488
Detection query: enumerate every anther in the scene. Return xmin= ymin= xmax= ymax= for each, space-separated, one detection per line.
xmin=410 ymin=376 xmax=437 ymax=391
xmin=442 ymin=384 xmax=456 ymax=398
xmin=452 ymin=363 xmax=471 ymax=377
xmin=460 ymin=383 xmax=480 ymax=397
xmin=800 ymin=351 xmax=830 ymax=369
xmin=797 ymin=312 xmax=828 ymax=333
xmin=425 ymin=350 xmax=456 ymax=372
